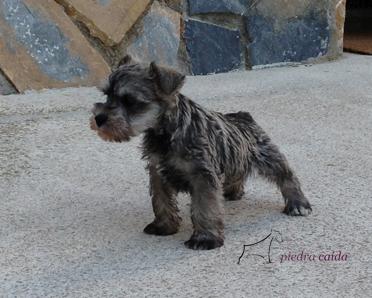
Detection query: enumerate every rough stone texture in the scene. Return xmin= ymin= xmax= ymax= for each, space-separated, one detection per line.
xmin=328 ymin=0 xmax=346 ymax=57
xmin=0 ymin=0 xmax=348 ymax=87
xmin=184 ymin=19 xmax=241 ymax=75
xmin=163 ymin=0 xmax=184 ymax=13
xmin=186 ymin=0 xmax=344 ymax=67
xmin=0 ymin=54 xmax=371 ymax=297
xmin=126 ymin=1 xmax=182 ymax=70
xmin=0 ymin=71 xmax=16 ymax=95
xmin=254 ymin=0 xmax=324 ymax=23
xmin=246 ymin=9 xmax=330 ymax=66
xmin=56 ymin=0 xmax=151 ymax=46
xmin=188 ymin=0 xmax=326 ymax=21
xmin=188 ymin=0 xmax=249 ymax=15
xmin=0 ymin=0 xmax=110 ymax=92
xmin=98 ymin=0 xmax=111 ymax=5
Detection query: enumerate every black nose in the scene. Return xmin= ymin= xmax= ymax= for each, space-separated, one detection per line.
xmin=95 ymin=114 xmax=108 ymax=127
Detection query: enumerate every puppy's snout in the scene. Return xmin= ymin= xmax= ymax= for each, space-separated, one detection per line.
xmin=95 ymin=114 xmax=108 ymax=127
xmin=94 ymin=102 xmax=104 ymax=109
xmin=92 ymin=102 xmax=104 ymax=113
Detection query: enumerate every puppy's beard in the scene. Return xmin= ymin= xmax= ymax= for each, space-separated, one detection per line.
xmin=89 ymin=116 xmax=132 ymax=142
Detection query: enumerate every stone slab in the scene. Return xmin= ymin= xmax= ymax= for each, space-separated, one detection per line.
xmin=0 ymin=71 xmax=16 ymax=95
xmin=254 ymin=0 xmax=323 ymax=21
xmin=184 ymin=19 xmax=241 ymax=75
xmin=246 ymin=10 xmax=330 ymax=66
xmin=335 ymin=0 xmax=346 ymax=51
xmin=56 ymin=0 xmax=151 ymax=46
xmin=97 ymin=0 xmax=111 ymax=5
xmin=126 ymin=1 xmax=181 ymax=69
xmin=164 ymin=0 xmax=184 ymax=13
xmin=0 ymin=0 xmax=110 ymax=92
xmin=188 ymin=0 xmax=249 ymax=16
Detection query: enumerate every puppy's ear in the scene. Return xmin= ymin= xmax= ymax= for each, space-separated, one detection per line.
xmin=149 ymin=62 xmax=185 ymax=95
xmin=117 ymin=55 xmax=133 ymax=68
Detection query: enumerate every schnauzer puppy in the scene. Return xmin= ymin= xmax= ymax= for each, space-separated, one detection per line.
xmin=90 ymin=55 xmax=312 ymax=250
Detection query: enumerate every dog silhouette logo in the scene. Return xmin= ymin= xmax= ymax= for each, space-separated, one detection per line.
xmin=238 ymin=229 xmax=283 ymax=264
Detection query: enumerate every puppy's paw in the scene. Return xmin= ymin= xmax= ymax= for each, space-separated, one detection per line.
xmin=224 ymin=190 xmax=244 ymax=201
xmin=143 ymin=222 xmax=179 ymax=236
xmin=283 ymin=199 xmax=312 ymax=216
xmin=184 ymin=232 xmax=224 ymax=250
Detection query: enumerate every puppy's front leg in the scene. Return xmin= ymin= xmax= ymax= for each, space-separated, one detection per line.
xmin=144 ymin=164 xmax=181 ymax=235
xmin=185 ymin=177 xmax=224 ymax=250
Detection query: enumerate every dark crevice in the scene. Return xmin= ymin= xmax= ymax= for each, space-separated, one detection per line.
xmin=344 ymin=0 xmax=372 ymax=54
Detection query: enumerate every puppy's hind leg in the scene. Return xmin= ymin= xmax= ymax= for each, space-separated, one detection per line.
xmin=253 ymin=138 xmax=312 ymax=216
xmin=223 ymin=177 xmax=245 ymax=201
xmin=144 ymin=164 xmax=181 ymax=235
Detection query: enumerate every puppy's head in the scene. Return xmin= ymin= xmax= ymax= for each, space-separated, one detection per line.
xmin=90 ymin=55 xmax=185 ymax=142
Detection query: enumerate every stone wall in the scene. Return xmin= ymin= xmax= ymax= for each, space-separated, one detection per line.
xmin=185 ymin=0 xmax=345 ymax=73
xmin=0 ymin=0 xmax=346 ymax=94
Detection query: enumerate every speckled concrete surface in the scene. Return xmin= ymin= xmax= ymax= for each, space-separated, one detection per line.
xmin=0 ymin=54 xmax=371 ymax=297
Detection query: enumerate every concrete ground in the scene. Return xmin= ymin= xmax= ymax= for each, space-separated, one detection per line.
xmin=0 ymin=53 xmax=371 ymax=297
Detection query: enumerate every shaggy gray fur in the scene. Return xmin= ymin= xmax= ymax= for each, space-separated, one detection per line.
xmin=90 ymin=55 xmax=312 ymax=250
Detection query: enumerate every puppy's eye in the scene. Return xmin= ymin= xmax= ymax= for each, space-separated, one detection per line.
xmin=123 ymin=97 xmax=135 ymax=107
xmin=120 ymin=94 xmax=148 ymax=113
xmin=122 ymin=95 xmax=138 ymax=109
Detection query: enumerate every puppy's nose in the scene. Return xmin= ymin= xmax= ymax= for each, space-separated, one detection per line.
xmin=95 ymin=114 xmax=108 ymax=127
